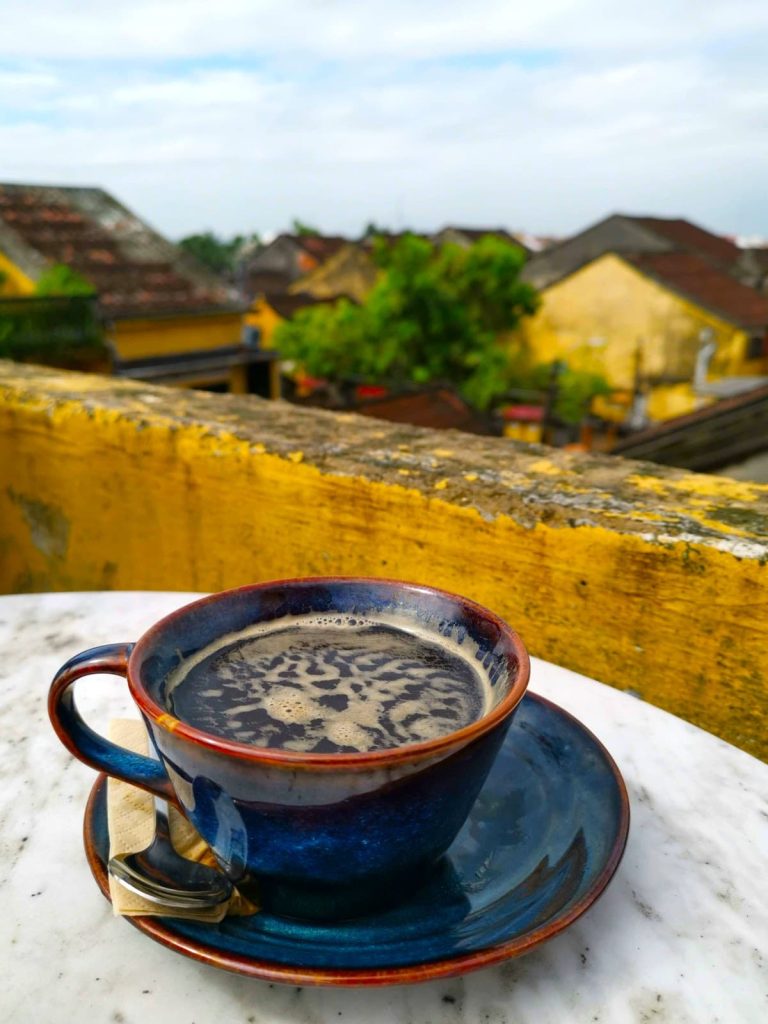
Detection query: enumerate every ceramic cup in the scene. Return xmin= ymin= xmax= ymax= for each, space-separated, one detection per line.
xmin=49 ymin=578 xmax=530 ymax=920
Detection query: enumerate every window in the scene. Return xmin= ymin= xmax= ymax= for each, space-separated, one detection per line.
xmin=746 ymin=335 xmax=766 ymax=360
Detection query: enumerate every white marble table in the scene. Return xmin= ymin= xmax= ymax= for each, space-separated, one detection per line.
xmin=1 ymin=592 xmax=766 ymax=1024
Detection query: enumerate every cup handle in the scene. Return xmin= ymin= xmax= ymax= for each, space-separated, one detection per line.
xmin=48 ymin=643 xmax=174 ymax=800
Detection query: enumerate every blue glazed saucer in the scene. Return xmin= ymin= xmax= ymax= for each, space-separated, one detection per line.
xmin=83 ymin=693 xmax=629 ymax=986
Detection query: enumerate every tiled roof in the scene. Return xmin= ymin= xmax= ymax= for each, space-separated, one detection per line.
xmin=523 ymin=212 xmax=744 ymax=290
xmin=296 ymin=235 xmax=349 ymax=261
xmin=625 ymin=251 xmax=768 ymax=328
xmin=612 ymin=382 xmax=768 ymax=472
xmin=627 ymin=217 xmax=741 ymax=270
xmin=245 ymin=269 xmax=294 ymax=298
xmin=355 ymin=388 xmax=488 ymax=433
xmin=0 ymin=183 xmax=241 ymax=318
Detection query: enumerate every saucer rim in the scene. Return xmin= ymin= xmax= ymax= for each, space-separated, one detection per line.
xmin=82 ymin=692 xmax=630 ymax=987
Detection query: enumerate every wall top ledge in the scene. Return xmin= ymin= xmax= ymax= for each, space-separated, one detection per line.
xmin=2 ymin=359 xmax=767 ymax=562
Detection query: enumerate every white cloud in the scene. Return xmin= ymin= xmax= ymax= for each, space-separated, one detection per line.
xmin=0 ymin=2 xmax=767 ymax=238
xmin=1 ymin=1 xmax=767 ymax=60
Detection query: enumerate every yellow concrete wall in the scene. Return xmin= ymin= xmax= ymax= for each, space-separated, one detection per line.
xmin=522 ymin=254 xmax=762 ymax=420
xmin=110 ymin=312 xmax=244 ymax=361
xmin=0 ymin=251 xmax=36 ymax=297
xmin=245 ymin=300 xmax=283 ymax=349
xmin=1 ymin=361 xmax=767 ymax=760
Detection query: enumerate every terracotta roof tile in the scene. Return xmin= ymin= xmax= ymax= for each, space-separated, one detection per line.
xmin=355 ymin=388 xmax=488 ymax=433
xmin=0 ymin=183 xmax=241 ymax=318
xmin=297 ymin=235 xmax=349 ymax=261
xmin=627 ymin=216 xmax=741 ymax=270
xmin=625 ymin=251 xmax=768 ymax=328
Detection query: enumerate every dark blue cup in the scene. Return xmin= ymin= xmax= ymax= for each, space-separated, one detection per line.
xmin=49 ymin=578 xmax=530 ymax=920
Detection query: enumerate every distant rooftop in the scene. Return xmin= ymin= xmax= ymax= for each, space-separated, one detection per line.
xmin=626 ymin=216 xmax=741 ymax=270
xmin=625 ymin=250 xmax=768 ymax=329
xmin=521 ymin=212 xmax=768 ymax=327
xmin=295 ymin=235 xmax=349 ymax=261
xmin=613 ymin=381 xmax=768 ymax=472
xmin=355 ymin=387 xmax=489 ymax=434
xmin=0 ymin=182 xmax=241 ymax=318
xmin=523 ymin=212 xmax=744 ymax=290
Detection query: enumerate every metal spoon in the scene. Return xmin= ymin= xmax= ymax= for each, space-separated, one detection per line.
xmin=108 ymin=792 xmax=234 ymax=918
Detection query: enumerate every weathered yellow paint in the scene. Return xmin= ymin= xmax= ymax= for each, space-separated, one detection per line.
xmin=503 ymin=422 xmax=543 ymax=443
xmin=1 ymin=362 xmax=767 ymax=760
xmin=0 ymin=251 xmax=35 ymax=296
xmin=245 ymin=299 xmax=283 ymax=350
xmin=645 ymin=381 xmax=703 ymax=421
xmin=521 ymin=253 xmax=767 ymax=421
xmin=528 ymin=459 xmax=561 ymax=475
xmin=110 ymin=312 xmax=244 ymax=362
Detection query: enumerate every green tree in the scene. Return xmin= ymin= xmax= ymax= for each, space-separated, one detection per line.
xmin=275 ymin=234 xmax=539 ymax=409
xmin=553 ymin=367 xmax=612 ymax=424
xmin=291 ymin=219 xmax=321 ymax=237
xmin=1 ymin=264 xmax=104 ymax=366
xmin=178 ymin=231 xmax=257 ymax=275
xmin=362 ymin=220 xmax=389 ymax=240
xmin=529 ymin=362 xmax=612 ymax=425
xmin=34 ymin=264 xmax=95 ymax=296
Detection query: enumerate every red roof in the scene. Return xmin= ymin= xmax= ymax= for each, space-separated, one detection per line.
xmin=297 ymin=236 xmax=349 ymax=261
xmin=356 ymin=388 xmax=488 ymax=433
xmin=629 ymin=217 xmax=741 ymax=270
xmin=0 ymin=183 xmax=239 ymax=318
xmin=625 ymin=251 xmax=768 ymax=329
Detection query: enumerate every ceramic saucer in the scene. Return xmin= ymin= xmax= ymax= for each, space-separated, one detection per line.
xmin=83 ymin=693 xmax=629 ymax=986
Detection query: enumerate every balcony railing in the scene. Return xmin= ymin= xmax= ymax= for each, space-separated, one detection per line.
xmin=1 ymin=358 xmax=766 ymax=760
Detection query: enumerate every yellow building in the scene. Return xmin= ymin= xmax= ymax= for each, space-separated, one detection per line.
xmin=0 ymin=182 xmax=275 ymax=395
xmin=522 ymin=216 xmax=768 ymax=422
xmin=246 ymin=292 xmax=351 ymax=398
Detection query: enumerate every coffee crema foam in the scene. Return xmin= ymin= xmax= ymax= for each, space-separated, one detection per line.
xmin=164 ymin=614 xmax=494 ymax=754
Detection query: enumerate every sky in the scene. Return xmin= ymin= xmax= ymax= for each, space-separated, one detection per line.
xmin=2 ymin=1 xmax=768 ymax=242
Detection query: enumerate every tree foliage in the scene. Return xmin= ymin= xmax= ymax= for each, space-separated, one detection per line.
xmin=34 ymin=264 xmax=95 ymax=296
xmin=528 ymin=362 xmax=612 ymax=425
xmin=0 ymin=295 xmax=104 ymax=366
xmin=275 ymin=234 xmax=539 ymax=409
xmin=362 ymin=220 xmax=390 ymax=239
xmin=178 ymin=231 xmax=258 ymax=275
xmin=552 ymin=367 xmax=612 ymax=424
xmin=291 ymin=219 xmax=321 ymax=237
xmin=0 ymin=264 xmax=103 ymax=366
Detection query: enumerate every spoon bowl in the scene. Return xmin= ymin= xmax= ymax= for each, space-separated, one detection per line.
xmin=108 ymin=794 xmax=233 ymax=915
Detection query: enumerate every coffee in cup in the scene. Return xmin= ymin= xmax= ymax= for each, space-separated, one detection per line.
xmin=49 ymin=578 xmax=529 ymax=920
xmin=164 ymin=613 xmax=494 ymax=754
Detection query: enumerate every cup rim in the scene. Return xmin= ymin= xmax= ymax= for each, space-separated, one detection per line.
xmin=127 ymin=577 xmax=530 ymax=768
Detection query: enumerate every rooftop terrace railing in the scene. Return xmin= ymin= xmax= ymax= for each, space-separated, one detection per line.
xmin=1 ymin=359 xmax=766 ymax=761
xmin=0 ymin=295 xmax=107 ymax=369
